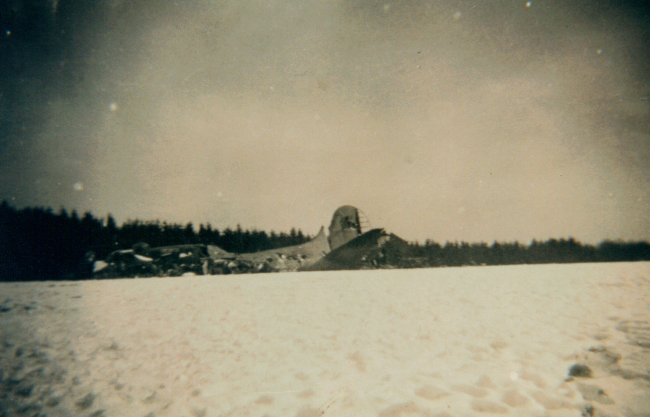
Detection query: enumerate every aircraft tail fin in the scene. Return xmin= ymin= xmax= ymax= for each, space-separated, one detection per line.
xmin=328 ymin=205 xmax=366 ymax=250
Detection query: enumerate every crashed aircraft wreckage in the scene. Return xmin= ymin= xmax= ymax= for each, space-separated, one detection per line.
xmin=93 ymin=205 xmax=414 ymax=278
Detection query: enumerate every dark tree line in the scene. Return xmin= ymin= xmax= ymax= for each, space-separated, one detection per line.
xmin=1 ymin=201 xmax=649 ymax=281
xmin=0 ymin=201 xmax=310 ymax=281
xmin=116 ymin=220 xmax=307 ymax=254
xmin=408 ymin=238 xmax=650 ymax=268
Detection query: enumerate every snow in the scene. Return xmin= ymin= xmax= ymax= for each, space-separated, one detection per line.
xmin=1 ymin=262 xmax=649 ymax=416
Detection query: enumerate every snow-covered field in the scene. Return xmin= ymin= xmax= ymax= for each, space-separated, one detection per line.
xmin=1 ymin=262 xmax=649 ymax=417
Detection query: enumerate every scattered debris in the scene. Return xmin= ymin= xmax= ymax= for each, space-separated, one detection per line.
xmin=92 ymin=206 xmax=419 ymax=278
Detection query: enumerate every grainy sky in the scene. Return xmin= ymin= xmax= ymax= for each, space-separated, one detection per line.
xmin=1 ymin=0 xmax=649 ymax=243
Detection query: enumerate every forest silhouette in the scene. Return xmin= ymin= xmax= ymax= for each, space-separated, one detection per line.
xmin=1 ymin=201 xmax=649 ymax=281
xmin=0 ymin=201 xmax=310 ymax=281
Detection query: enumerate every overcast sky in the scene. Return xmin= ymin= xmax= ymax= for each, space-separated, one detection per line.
xmin=1 ymin=0 xmax=649 ymax=244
